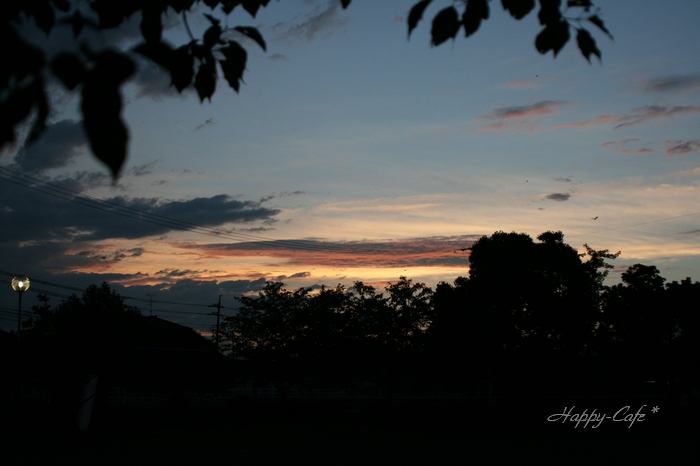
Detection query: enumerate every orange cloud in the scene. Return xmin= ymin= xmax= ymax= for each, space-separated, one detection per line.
xmin=173 ymin=236 xmax=481 ymax=269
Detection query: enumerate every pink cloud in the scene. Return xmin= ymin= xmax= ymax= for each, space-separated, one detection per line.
xmin=555 ymin=106 xmax=700 ymax=130
xmin=665 ymin=139 xmax=700 ymax=156
xmin=601 ymin=139 xmax=655 ymax=155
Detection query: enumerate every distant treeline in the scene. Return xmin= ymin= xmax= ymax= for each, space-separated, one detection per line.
xmin=217 ymin=231 xmax=700 ymax=401
xmin=2 ymin=231 xmax=699 ymax=416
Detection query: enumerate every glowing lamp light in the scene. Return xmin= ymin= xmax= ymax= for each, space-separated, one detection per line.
xmin=11 ymin=276 xmax=30 ymax=292
xmin=11 ymin=275 xmax=30 ymax=340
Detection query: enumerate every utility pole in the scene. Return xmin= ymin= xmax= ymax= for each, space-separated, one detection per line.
xmin=146 ymin=294 xmax=156 ymax=317
xmin=208 ymin=295 xmax=225 ymax=351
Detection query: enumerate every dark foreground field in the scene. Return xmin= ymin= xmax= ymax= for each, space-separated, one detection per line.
xmin=3 ymin=399 xmax=699 ymax=465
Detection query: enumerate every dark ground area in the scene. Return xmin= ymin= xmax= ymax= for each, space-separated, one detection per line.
xmin=2 ymin=399 xmax=699 ymax=465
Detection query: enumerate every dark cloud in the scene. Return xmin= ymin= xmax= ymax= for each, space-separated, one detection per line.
xmin=260 ymin=191 xmax=306 ymax=203
xmin=194 ymin=118 xmax=216 ymax=131
xmin=665 ymin=139 xmax=700 ymax=156
xmin=545 ymin=193 xmax=571 ymax=202
xmin=275 ymin=271 xmax=312 ymax=281
xmin=555 ymin=105 xmax=700 ymax=129
xmin=644 ymin=74 xmax=700 ymax=93
xmin=155 ymin=269 xmax=219 ymax=278
xmin=0 ymin=173 xmax=281 ymax=242
xmin=12 ymin=120 xmax=88 ymax=174
xmin=676 ymin=229 xmax=700 ymax=235
xmin=127 ymin=161 xmax=158 ymax=177
xmin=273 ymin=1 xmax=349 ymax=41
xmin=477 ymin=101 xmax=573 ymax=121
xmin=554 ymin=177 xmax=572 ymax=183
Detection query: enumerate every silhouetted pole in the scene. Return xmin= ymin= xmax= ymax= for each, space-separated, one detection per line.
xmin=146 ymin=293 xmax=156 ymax=316
xmin=208 ymin=295 xmax=225 ymax=351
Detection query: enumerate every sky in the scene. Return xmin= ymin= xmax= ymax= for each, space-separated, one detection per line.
xmin=2 ymin=0 xmax=700 ymax=334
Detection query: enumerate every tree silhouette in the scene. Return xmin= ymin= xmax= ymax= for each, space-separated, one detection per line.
xmin=446 ymin=230 xmax=618 ymax=397
xmin=599 ymin=264 xmax=679 ymax=391
xmin=1 ymin=0 xmax=611 ymax=178
xmin=218 ymin=281 xmax=315 ymax=401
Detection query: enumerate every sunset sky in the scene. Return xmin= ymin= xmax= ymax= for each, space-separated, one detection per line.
xmin=2 ymin=0 xmax=700 ymax=333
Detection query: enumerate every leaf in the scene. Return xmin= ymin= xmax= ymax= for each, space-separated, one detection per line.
xmin=0 ymin=85 xmax=35 ymax=147
xmin=27 ymin=79 xmax=49 ymax=144
xmin=140 ymin=6 xmax=163 ymax=43
xmin=576 ymin=28 xmax=601 ymax=63
xmin=204 ymin=13 xmax=221 ymax=26
xmin=538 ymin=0 xmax=562 ymax=26
xmin=51 ymin=0 xmax=71 ymax=12
xmin=535 ymin=20 xmax=570 ymax=57
xmin=341 ymin=0 xmax=351 ymax=8
xmin=587 ymin=14 xmax=613 ymax=39
xmin=69 ymin=10 xmax=84 ymax=38
xmin=30 ymin=0 xmax=56 ymax=35
xmin=203 ymin=24 xmax=222 ymax=49
xmin=133 ymin=41 xmax=175 ymax=70
xmin=407 ymin=0 xmax=432 ymax=39
xmin=431 ymin=6 xmax=460 ymax=46
xmin=221 ymin=1 xmax=242 ymax=14
xmin=80 ymin=52 xmax=136 ymax=179
xmin=567 ymin=0 xmax=593 ymax=9
xmin=50 ymin=53 xmax=86 ymax=90
xmin=242 ymin=0 xmax=261 ymax=17
xmin=462 ymin=0 xmax=490 ymax=38
xmin=219 ymin=40 xmax=247 ymax=92
xmin=170 ymin=45 xmax=195 ymax=91
xmin=501 ymin=0 xmax=535 ymax=20
xmin=89 ymin=0 xmax=140 ymax=29
xmin=234 ymin=26 xmax=266 ymax=51
xmin=195 ymin=58 xmax=217 ymax=102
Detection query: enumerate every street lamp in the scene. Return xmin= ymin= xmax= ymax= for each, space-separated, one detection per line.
xmin=11 ymin=276 xmax=30 ymax=340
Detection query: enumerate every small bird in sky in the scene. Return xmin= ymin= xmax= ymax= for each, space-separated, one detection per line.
xmin=591 ymin=216 xmax=598 ymax=220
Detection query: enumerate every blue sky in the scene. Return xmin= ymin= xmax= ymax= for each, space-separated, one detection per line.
xmin=2 ymin=0 xmax=700 ymax=332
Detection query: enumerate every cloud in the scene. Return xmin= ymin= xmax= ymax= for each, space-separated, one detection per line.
xmin=194 ymin=118 xmax=216 ymax=131
xmin=477 ymin=100 xmax=573 ymax=121
xmin=274 ymin=271 xmax=312 ymax=281
xmin=0 ymin=174 xmax=282 ymax=242
xmin=176 ymin=235 xmax=482 ymax=269
xmin=273 ymin=1 xmax=349 ymax=41
xmin=545 ymin=193 xmax=571 ymax=202
xmin=643 ymin=74 xmax=700 ymax=93
xmin=12 ymin=120 xmax=88 ymax=174
xmin=267 ymin=53 xmax=289 ymax=61
xmin=601 ymin=139 xmax=655 ymax=155
xmin=155 ymin=269 xmax=219 ymax=278
xmin=127 ymin=161 xmax=158 ymax=177
xmin=260 ymin=191 xmax=306 ymax=203
xmin=665 ymin=139 xmax=700 ymax=156
xmin=554 ymin=177 xmax=572 ymax=183
xmin=555 ymin=106 xmax=700 ymax=130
